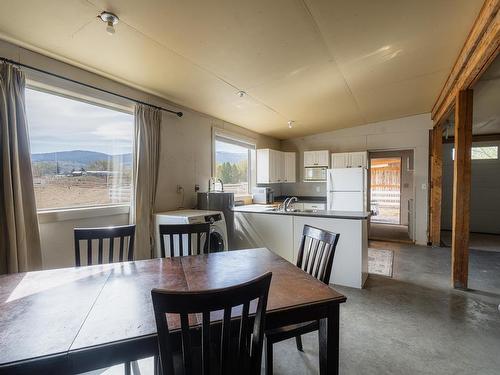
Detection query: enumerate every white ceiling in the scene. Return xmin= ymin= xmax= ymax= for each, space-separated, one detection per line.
xmin=444 ymin=55 xmax=500 ymax=136
xmin=0 ymin=0 xmax=484 ymax=139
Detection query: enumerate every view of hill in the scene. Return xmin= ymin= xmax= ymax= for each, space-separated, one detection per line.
xmin=32 ymin=150 xmax=132 ymax=165
xmin=216 ymin=151 xmax=247 ymax=164
xmin=30 ymin=150 xmax=241 ymax=176
xmin=31 ymin=150 xmax=133 ymax=176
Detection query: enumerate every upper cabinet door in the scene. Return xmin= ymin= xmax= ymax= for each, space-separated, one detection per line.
xmin=303 ymin=151 xmax=316 ymax=167
xmin=316 ymin=150 xmax=330 ymax=167
xmin=304 ymin=150 xmax=329 ymax=167
xmin=283 ymin=152 xmax=296 ymax=183
xmin=331 ymin=152 xmax=349 ymax=168
xmin=275 ymin=150 xmax=285 ymax=183
xmin=349 ymin=152 xmax=368 ymax=168
xmin=257 ymin=149 xmax=271 ymax=183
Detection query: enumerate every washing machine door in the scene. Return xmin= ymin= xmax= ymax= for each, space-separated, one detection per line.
xmin=204 ymin=228 xmax=225 ymax=253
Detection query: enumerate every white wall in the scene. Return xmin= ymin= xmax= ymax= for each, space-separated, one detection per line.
xmin=0 ymin=39 xmax=279 ymax=269
xmin=280 ymin=113 xmax=433 ymax=245
xmin=441 ymin=140 xmax=500 ymax=234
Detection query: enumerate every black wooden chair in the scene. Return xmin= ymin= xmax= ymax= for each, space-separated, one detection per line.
xmin=158 ymin=223 xmax=211 ymax=257
xmin=74 ymin=224 xmax=136 ymax=267
xmin=264 ymin=225 xmax=340 ymax=375
xmin=151 ymin=272 xmax=273 ymax=375
xmin=73 ymin=224 xmax=136 ymax=374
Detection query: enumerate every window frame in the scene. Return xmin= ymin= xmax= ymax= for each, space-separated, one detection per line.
xmin=25 ymin=81 xmax=135 ymax=219
xmin=211 ymin=127 xmax=256 ymax=197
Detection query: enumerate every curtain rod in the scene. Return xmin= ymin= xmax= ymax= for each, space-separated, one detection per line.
xmin=0 ymin=56 xmax=183 ymax=117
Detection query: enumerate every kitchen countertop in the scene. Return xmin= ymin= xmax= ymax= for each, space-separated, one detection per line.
xmin=233 ymin=204 xmax=371 ymax=220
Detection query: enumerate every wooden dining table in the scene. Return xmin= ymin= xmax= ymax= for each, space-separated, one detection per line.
xmin=0 ymin=248 xmax=346 ymax=375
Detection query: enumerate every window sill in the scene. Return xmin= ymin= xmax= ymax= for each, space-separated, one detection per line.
xmin=38 ymin=204 xmax=130 ymax=224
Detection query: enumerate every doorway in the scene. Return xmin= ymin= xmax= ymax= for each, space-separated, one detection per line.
xmin=369 ymin=150 xmax=415 ymax=243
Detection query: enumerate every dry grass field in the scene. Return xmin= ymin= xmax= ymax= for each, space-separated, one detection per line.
xmin=34 ymin=176 xmax=129 ymax=210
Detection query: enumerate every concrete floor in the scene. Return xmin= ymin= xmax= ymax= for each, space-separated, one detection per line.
xmin=92 ymin=241 xmax=500 ymax=375
xmin=441 ymin=231 xmax=500 ymax=253
xmin=369 ymin=223 xmax=412 ymax=243
xmin=271 ymin=241 xmax=500 ymax=374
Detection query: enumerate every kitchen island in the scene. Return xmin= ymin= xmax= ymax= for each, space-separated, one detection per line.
xmin=233 ymin=204 xmax=370 ymax=289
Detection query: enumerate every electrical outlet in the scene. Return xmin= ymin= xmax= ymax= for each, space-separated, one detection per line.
xmin=194 ymin=184 xmax=200 ymax=192
xmin=315 ymin=185 xmax=321 ymax=193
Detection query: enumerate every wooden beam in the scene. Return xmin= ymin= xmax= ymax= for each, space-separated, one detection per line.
xmin=429 ymin=126 xmax=443 ymax=246
xmin=442 ymin=133 xmax=500 ymax=143
xmin=451 ymin=90 xmax=473 ymax=289
xmin=432 ymin=0 xmax=499 ymax=126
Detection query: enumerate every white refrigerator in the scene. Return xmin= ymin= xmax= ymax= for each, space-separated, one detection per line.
xmin=327 ymin=168 xmax=367 ymax=211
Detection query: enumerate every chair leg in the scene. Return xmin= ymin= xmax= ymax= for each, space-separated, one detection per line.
xmin=295 ymin=335 xmax=304 ymax=352
xmin=154 ymin=355 xmax=160 ymax=375
xmin=124 ymin=361 xmax=131 ymax=375
xmin=265 ymin=337 xmax=274 ymax=375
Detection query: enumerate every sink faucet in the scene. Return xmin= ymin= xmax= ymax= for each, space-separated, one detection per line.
xmin=285 ymin=197 xmax=298 ymax=212
xmin=217 ymin=178 xmax=224 ymax=192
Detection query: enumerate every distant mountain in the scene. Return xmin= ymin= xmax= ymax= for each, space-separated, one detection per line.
xmin=32 ymin=150 xmax=132 ymax=165
xmin=216 ymin=151 xmax=247 ymax=164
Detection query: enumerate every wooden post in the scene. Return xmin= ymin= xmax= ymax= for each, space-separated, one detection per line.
xmin=451 ymin=90 xmax=473 ymax=289
xmin=429 ymin=126 xmax=443 ymax=246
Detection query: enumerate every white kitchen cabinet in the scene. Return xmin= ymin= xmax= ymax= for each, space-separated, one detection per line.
xmin=283 ymin=152 xmax=296 ymax=183
xmin=304 ymin=150 xmax=329 ymax=167
xmin=292 ymin=215 xmax=368 ymax=288
xmin=349 ymin=152 xmax=368 ymax=168
xmin=233 ymin=212 xmax=294 ymax=262
xmin=257 ymin=149 xmax=296 ymax=183
xmin=331 ymin=152 xmax=350 ymax=168
xmin=331 ymin=151 xmax=368 ymax=169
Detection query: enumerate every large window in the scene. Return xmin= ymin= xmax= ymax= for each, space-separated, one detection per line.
xmin=214 ymin=134 xmax=255 ymax=195
xmin=25 ymin=88 xmax=134 ymax=211
xmin=452 ymin=146 xmax=498 ymax=160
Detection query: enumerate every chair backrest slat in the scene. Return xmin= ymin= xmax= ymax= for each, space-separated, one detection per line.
xmin=159 ymin=223 xmax=211 ymax=258
xmin=296 ymin=225 xmax=340 ymax=284
xmin=152 ymin=272 xmax=272 ymax=375
xmin=108 ymin=237 xmax=114 ymax=264
xmin=74 ymin=225 xmax=136 ymax=267
xmin=87 ymin=239 xmax=92 ymax=266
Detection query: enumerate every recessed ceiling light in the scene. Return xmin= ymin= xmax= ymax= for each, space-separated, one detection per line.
xmin=237 ymin=90 xmax=246 ymax=98
xmin=99 ymin=11 xmax=119 ymax=35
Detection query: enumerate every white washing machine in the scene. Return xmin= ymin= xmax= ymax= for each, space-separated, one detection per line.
xmin=154 ymin=209 xmax=228 ymax=257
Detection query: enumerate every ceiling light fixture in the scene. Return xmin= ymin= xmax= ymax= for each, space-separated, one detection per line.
xmin=237 ymin=90 xmax=246 ymax=98
xmin=288 ymin=120 xmax=294 ymax=129
xmin=99 ymin=11 xmax=119 ymax=35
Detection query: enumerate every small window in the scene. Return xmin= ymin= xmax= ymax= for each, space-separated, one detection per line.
xmin=25 ymin=88 xmax=134 ymax=211
xmin=214 ymin=135 xmax=255 ymax=195
xmin=452 ymin=146 xmax=498 ymax=160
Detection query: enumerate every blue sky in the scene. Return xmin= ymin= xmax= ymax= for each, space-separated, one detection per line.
xmin=25 ymin=88 xmax=134 ymax=155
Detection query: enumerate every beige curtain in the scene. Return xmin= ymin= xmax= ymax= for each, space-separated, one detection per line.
xmin=130 ymin=104 xmax=161 ymax=260
xmin=0 ymin=62 xmax=42 ymax=274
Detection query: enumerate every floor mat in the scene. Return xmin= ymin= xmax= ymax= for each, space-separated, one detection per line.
xmin=368 ymin=248 xmax=394 ymax=277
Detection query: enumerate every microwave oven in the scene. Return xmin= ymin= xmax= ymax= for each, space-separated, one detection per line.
xmin=304 ymin=166 xmax=327 ymax=181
